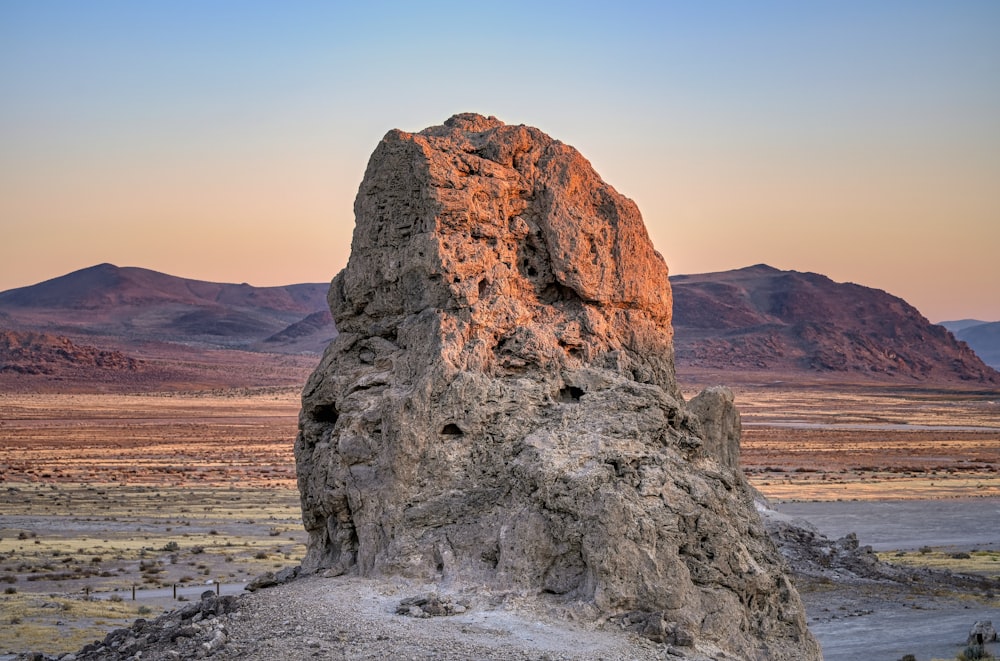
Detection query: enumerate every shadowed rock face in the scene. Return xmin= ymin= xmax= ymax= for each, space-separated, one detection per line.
xmin=296 ymin=113 xmax=820 ymax=660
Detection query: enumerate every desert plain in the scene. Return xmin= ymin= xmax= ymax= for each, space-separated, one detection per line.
xmin=1 ymin=375 xmax=999 ymax=659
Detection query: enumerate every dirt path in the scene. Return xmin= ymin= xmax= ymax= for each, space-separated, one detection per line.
xmin=219 ymin=575 xmax=682 ymax=661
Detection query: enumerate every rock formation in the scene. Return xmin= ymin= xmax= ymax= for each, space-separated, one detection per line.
xmin=296 ymin=114 xmax=821 ymax=660
xmin=0 ymin=330 xmax=141 ymax=374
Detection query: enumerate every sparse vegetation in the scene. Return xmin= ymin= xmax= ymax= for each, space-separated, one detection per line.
xmin=879 ymin=548 xmax=1000 ymax=579
xmin=1 ymin=380 xmax=996 ymax=657
xmin=958 ymin=643 xmax=994 ymax=661
xmin=732 ymin=388 xmax=1000 ymax=502
xmin=0 ymin=476 xmax=305 ymax=656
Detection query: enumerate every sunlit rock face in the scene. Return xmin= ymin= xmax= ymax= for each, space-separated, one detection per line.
xmin=296 ymin=113 xmax=821 ymax=660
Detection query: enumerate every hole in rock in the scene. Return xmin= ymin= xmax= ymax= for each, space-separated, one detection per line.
xmin=478 ymin=279 xmax=487 ymax=298
xmin=313 ymin=404 xmax=339 ymax=425
xmin=558 ymin=386 xmax=585 ymax=403
xmin=541 ymin=283 xmax=580 ymax=303
xmin=441 ymin=423 xmax=464 ymax=436
xmin=481 ymin=547 xmax=499 ymax=568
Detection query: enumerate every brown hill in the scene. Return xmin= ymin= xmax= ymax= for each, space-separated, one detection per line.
xmin=0 ymin=329 xmax=142 ymax=375
xmin=671 ymin=264 xmax=999 ymax=384
xmin=3 ymin=263 xmax=993 ymax=387
xmin=0 ymin=264 xmax=330 ymax=351
xmin=261 ymin=309 xmax=336 ymax=354
xmin=0 ymin=328 xmax=322 ymax=392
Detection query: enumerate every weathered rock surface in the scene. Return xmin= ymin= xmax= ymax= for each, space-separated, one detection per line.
xmin=968 ymin=620 xmax=997 ymax=645
xmin=296 ymin=113 xmax=821 ymax=659
xmin=27 ymin=592 xmax=241 ymax=661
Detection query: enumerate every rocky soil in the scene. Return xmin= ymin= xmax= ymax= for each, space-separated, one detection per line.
xmin=16 ymin=574 xmax=738 ymax=661
xmin=16 ymin=507 xmax=999 ymax=661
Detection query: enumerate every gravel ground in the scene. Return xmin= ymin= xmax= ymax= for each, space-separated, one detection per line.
xmin=17 ymin=574 xmax=713 ymax=661
xmin=215 ymin=575 xmax=699 ymax=661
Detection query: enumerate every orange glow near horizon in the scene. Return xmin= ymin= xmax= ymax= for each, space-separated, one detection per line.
xmin=1 ymin=3 xmax=998 ymax=323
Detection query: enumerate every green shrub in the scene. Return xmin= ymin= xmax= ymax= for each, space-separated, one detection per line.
xmin=958 ymin=643 xmax=994 ymax=661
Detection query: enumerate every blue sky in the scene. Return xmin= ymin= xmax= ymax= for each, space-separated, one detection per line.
xmin=2 ymin=1 xmax=998 ymax=320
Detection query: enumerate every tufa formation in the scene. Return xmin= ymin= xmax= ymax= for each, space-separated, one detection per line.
xmin=296 ymin=114 xmax=821 ymax=660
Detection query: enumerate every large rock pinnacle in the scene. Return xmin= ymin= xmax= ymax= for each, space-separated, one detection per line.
xmin=296 ymin=114 xmax=821 ymax=660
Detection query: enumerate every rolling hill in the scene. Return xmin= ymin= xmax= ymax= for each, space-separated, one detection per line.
xmin=0 ymin=263 xmax=335 ymax=352
xmin=2 ymin=263 xmax=996 ymax=387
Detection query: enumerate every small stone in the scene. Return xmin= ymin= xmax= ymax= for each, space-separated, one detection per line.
xmin=969 ymin=620 xmax=998 ymax=644
xmin=274 ymin=566 xmax=299 ymax=584
xmin=245 ymin=571 xmax=278 ymax=592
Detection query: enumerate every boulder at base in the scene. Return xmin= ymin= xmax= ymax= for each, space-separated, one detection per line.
xmin=296 ymin=113 xmax=821 ymax=660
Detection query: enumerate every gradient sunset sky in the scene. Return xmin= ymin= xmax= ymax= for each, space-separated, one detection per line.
xmin=2 ymin=1 xmax=998 ymax=322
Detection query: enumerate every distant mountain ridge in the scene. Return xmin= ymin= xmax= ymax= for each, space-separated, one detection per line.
xmin=0 ymin=263 xmax=335 ymax=353
xmin=1 ymin=263 xmax=996 ymax=386
xmin=670 ymin=264 xmax=998 ymax=384
xmin=940 ymin=319 xmax=1000 ymax=370
xmin=939 ymin=319 xmax=991 ymax=334
xmin=0 ymin=263 xmax=326 ymax=313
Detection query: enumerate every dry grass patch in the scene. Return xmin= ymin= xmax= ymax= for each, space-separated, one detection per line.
xmin=0 ymin=592 xmax=162 ymax=655
xmin=725 ymin=386 xmax=1000 ymax=502
xmin=0 ymin=482 xmax=305 ymax=656
xmin=880 ymin=549 xmax=1000 ymax=580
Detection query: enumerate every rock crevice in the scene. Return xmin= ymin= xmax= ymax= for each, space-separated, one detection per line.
xmin=296 ymin=113 xmax=820 ymax=660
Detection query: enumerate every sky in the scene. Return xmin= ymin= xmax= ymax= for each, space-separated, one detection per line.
xmin=1 ymin=1 xmax=998 ymax=322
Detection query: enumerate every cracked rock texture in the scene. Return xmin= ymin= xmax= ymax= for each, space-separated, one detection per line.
xmin=295 ymin=113 xmax=820 ymax=660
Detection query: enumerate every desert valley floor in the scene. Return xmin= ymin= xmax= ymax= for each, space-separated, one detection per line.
xmin=1 ymin=380 xmax=999 ymax=660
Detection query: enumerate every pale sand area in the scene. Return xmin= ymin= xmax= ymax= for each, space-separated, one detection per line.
xmin=776 ymin=497 xmax=1000 ymax=552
